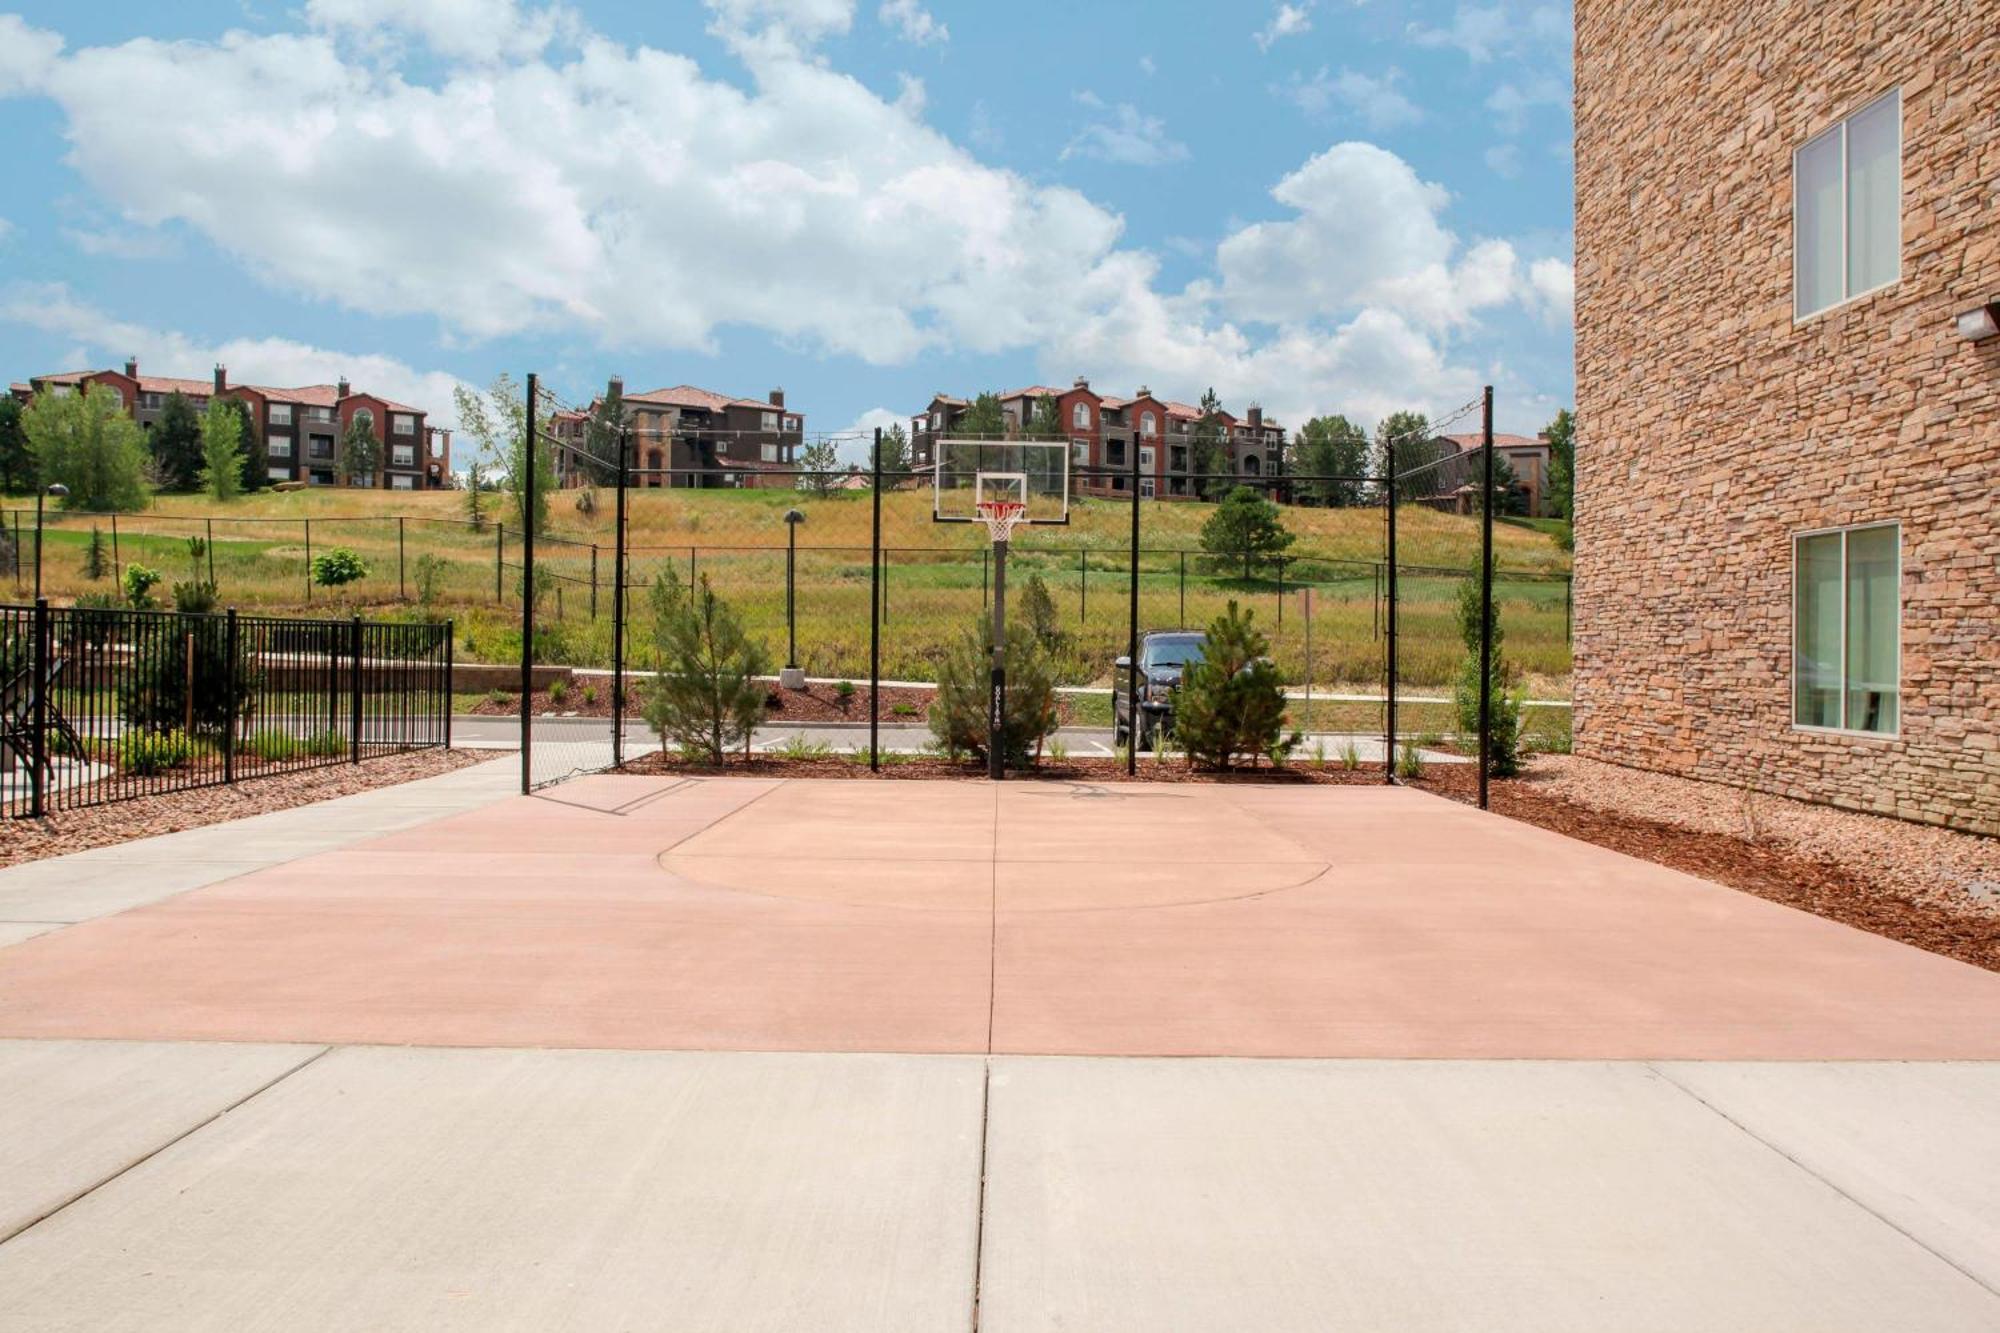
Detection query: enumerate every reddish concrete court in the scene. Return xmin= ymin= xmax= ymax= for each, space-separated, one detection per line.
xmin=3 ymin=777 xmax=2000 ymax=1061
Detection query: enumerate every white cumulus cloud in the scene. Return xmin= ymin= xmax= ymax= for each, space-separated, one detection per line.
xmin=878 ymin=0 xmax=947 ymax=45
xmin=1254 ymin=3 xmax=1313 ymax=53
xmin=1278 ymin=67 xmax=1424 ymax=132
xmin=0 ymin=15 xmax=64 ymax=96
xmin=1062 ymin=95 xmax=1188 ymax=168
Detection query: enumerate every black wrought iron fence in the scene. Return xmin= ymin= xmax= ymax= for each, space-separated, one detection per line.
xmin=1 ymin=599 xmax=452 ymax=818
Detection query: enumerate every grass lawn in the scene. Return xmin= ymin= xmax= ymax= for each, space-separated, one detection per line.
xmin=8 ymin=486 xmax=1571 ymax=692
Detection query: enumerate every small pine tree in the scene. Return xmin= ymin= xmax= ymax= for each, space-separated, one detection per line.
xmin=337 ymin=413 xmax=382 ymax=487
xmin=642 ymin=570 xmax=770 ymax=764
xmin=1451 ymin=572 xmax=1524 ymax=777
xmin=149 ymin=392 xmax=205 ymax=492
xmin=83 ymin=526 xmax=110 ymax=581
xmin=1197 ymin=485 xmax=1296 ymax=578
xmin=1019 ymin=573 xmax=1063 ymax=652
xmin=1173 ymin=601 xmax=1297 ymax=771
xmin=464 ymin=459 xmax=488 ymax=531
xmin=928 ymin=614 xmax=1060 ymax=765
xmin=0 ymin=395 xmax=34 ymax=493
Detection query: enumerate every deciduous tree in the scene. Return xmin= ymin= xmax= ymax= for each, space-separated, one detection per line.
xmin=1292 ymin=414 xmax=1368 ymax=506
xmin=199 ymin=398 xmax=246 ymax=501
xmin=0 ymin=396 xmax=34 ymax=493
xmin=23 ymin=384 xmax=149 ymax=511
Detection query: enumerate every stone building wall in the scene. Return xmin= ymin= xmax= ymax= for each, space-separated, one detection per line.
xmin=1572 ymin=2 xmax=2000 ymax=833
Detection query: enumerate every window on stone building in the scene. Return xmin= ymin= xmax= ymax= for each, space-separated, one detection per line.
xmin=1795 ymin=89 xmax=1900 ymax=319
xmin=1794 ymin=523 xmax=1899 ymax=735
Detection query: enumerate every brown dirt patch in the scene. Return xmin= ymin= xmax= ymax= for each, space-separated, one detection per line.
xmin=0 ymin=748 xmax=482 ymax=868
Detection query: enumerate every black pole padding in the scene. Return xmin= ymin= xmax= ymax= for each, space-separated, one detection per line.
xmin=1478 ymin=384 xmax=1494 ymax=811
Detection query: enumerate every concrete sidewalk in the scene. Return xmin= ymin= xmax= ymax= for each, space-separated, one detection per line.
xmin=1 ymin=1043 xmax=1996 ymax=1331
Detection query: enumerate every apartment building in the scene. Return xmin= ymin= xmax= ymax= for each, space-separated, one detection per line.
xmin=1574 ymin=2 xmax=1999 ymax=832
xmin=13 ymin=361 xmax=451 ymax=490
xmin=911 ymin=377 xmax=1285 ymax=499
xmin=1426 ymin=433 xmax=1556 ymax=517
xmin=556 ymin=383 xmax=804 ymax=489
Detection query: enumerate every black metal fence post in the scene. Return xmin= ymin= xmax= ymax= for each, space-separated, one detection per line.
xmin=1478 ymin=384 xmax=1495 ymax=811
xmin=868 ymin=428 xmax=882 ymax=772
xmin=110 ymin=513 xmax=121 ymax=582
xmin=349 ymin=613 xmax=363 ymax=764
xmin=521 ymin=371 xmax=537 ymax=795
xmin=1079 ymin=548 xmax=1086 ymax=623
xmin=29 ymin=597 xmax=48 ymax=818
xmin=398 ymin=516 xmax=407 ymax=600
xmin=223 ymin=608 xmax=238 ymax=784
xmin=444 ymin=619 xmax=455 ymax=751
xmin=1179 ymin=550 xmax=1186 ymax=627
xmin=206 ymin=519 xmax=215 ymax=584
xmin=303 ymin=518 xmax=312 ymax=601
xmin=1127 ymin=439 xmax=1140 ymax=777
xmin=590 ymin=544 xmax=599 ymax=620
xmin=495 ymin=523 xmax=504 ymax=603
xmin=1384 ymin=437 xmax=1398 ymax=784
xmin=611 ymin=419 xmax=628 ymax=770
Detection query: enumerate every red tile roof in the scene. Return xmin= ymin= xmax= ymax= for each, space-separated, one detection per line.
xmin=999 ymin=385 xmax=1064 ymax=402
xmin=1438 ymin=432 xmax=1546 ymax=450
xmin=627 ymin=384 xmax=775 ymax=413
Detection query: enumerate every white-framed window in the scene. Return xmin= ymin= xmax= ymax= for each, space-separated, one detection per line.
xmin=930 ymin=410 xmax=942 ymax=430
xmin=1138 ymin=446 xmax=1155 ymax=471
xmin=307 ymin=406 xmax=334 ymax=424
xmin=761 ymin=443 xmax=778 ymax=462
xmin=140 ymin=392 xmax=163 ymax=409
xmin=391 ymin=444 xmax=415 ymax=467
xmin=1072 ymin=402 xmax=1090 ymax=429
xmin=391 ymin=413 xmax=416 ymax=436
xmin=268 ymin=436 xmax=292 ymax=457
xmin=1795 ymin=89 xmax=1900 ymax=319
xmin=1242 ymin=455 xmax=1262 ymax=475
xmin=1072 ymin=438 xmax=1089 ymax=465
xmin=1140 ymin=477 xmax=1156 ymax=498
xmin=761 ymin=412 xmax=778 ymax=431
xmin=389 ymin=474 xmax=415 ymax=490
xmin=1140 ymin=412 xmax=1156 ymax=437
xmin=1794 ymin=522 xmax=1899 ymax=735
xmin=268 ymin=403 xmax=292 ymax=426
xmin=267 ymin=466 xmax=290 ymax=482
xmin=786 ymin=416 xmax=800 ymax=431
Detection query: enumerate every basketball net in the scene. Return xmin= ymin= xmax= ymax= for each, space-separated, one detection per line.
xmin=975 ymin=499 xmax=1027 ymax=544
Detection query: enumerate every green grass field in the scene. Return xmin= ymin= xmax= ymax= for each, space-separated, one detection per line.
xmin=8 ymin=486 xmax=1571 ymax=692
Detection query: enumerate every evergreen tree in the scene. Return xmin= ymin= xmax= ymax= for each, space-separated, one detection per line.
xmin=0 ymin=395 xmax=34 ymax=493
xmin=23 ymin=384 xmax=149 ymax=511
xmin=150 ymin=391 xmax=205 ymax=492
xmin=199 ymin=398 xmax=247 ymax=501
xmin=1174 ymin=601 xmax=1297 ymax=770
xmin=641 ymin=570 xmax=770 ymax=764
xmin=1027 ymin=394 xmax=1063 ymax=440
xmin=928 ymin=614 xmax=1060 ymax=765
xmin=336 ymin=411 xmax=382 ymax=487
xmin=1192 ymin=387 xmax=1229 ymax=499
xmin=1292 ymin=414 xmax=1368 ymax=506
xmin=873 ymin=422 xmax=910 ymax=477
xmin=221 ymin=398 xmax=264 ymax=492
xmin=1372 ymin=410 xmax=1436 ymax=503
xmin=581 ymin=381 xmax=627 ymax=485
xmin=463 ymin=459 xmax=488 ymax=530
xmin=1544 ymin=407 xmax=1575 ymax=519
xmin=956 ymin=391 xmax=1006 ymax=439
xmin=1198 ymin=485 xmax=1296 ymax=578
xmin=83 ymin=526 xmax=110 ymax=581
xmin=1451 ymin=570 xmax=1524 ymax=776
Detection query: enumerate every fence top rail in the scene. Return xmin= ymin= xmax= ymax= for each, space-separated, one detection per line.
xmin=10 ymin=602 xmax=452 ymax=631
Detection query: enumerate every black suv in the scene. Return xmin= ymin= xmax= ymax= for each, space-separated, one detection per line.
xmin=1112 ymin=631 xmax=1207 ymax=750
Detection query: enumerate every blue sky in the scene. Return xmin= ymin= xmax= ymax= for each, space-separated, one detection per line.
xmin=0 ymin=1 xmax=1574 ymax=458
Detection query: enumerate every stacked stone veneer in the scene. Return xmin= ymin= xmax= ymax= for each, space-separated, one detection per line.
xmin=1573 ymin=2 xmax=2000 ymax=834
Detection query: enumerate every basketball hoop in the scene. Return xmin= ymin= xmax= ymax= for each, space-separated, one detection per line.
xmin=975 ymin=499 xmax=1027 ymax=544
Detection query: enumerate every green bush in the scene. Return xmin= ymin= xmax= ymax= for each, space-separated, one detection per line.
xmin=412 ymin=553 xmax=447 ymax=618
xmin=122 ymin=563 xmax=161 ymax=609
xmin=116 ymin=729 xmax=201 ymax=775
xmin=1173 ymin=600 xmax=1298 ymax=770
xmin=928 ymin=614 xmax=1059 ymax=765
xmin=1020 ymin=573 xmax=1064 ymax=651
xmin=311 ymin=547 xmax=369 ymax=590
xmin=171 ymin=580 xmax=219 ymax=614
xmin=641 ymin=570 xmax=769 ymax=764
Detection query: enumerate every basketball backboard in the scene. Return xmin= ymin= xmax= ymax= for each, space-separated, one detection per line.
xmin=932 ymin=438 xmax=1071 ymax=527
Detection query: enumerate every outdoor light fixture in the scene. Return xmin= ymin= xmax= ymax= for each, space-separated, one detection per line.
xmin=1955 ymin=301 xmax=2000 ymax=343
xmin=780 ymin=509 xmax=807 ymax=689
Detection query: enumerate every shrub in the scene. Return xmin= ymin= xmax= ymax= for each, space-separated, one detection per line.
xmin=1339 ymin=740 xmax=1361 ymax=771
xmin=581 ymin=683 xmax=599 ymax=707
xmin=1450 ymin=574 xmax=1523 ymax=777
xmin=171 ymin=580 xmax=219 ymax=615
xmin=412 ymin=554 xmax=448 ymax=618
xmin=1197 ymin=486 xmax=1296 ymax=578
xmin=771 ymin=734 xmax=834 ymax=760
xmin=1396 ymin=741 xmax=1425 ymax=779
xmin=116 ymin=729 xmax=201 ymax=775
xmin=117 ymin=614 xmax=257 ymax=738
xmin=834 ymin=679 xmax=857 ymax=709
xmin=1174 ymin=600 xmax=1298 ymax=770
xmin=1020 ymin=573 xmax=1064 ymax=651
xmin=928 ymin=614 xmax=1059 ymax=766
xmin=122 ymin=563 xmax=161 ymax=609
xmin=641 ymin=570 xmax=769 ymax=765
xmin=83 ymin=527 xmax=110 ymax=581
xmin=312 ymin=547 xmax=369 ymax=591
xmin=548 ymin=677 xmax=569 ymax=705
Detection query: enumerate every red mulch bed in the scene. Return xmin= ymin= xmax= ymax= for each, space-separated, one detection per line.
xmin=1407 ymin=763 xmax=2000 ymax=974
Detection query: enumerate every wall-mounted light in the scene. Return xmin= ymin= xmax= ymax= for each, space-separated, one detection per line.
xmin=1954 ymin=301 xmax=2000 ymax=343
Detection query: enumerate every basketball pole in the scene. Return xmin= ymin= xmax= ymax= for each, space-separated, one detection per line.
xmin=989 ymin=523 xmax=1007 ymax=782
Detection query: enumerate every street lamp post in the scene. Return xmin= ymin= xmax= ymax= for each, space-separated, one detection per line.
xmin=34 ymin=483 xmax=68 ymax=601
xmin=780 ymin=508 xmax=806 ymax=690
